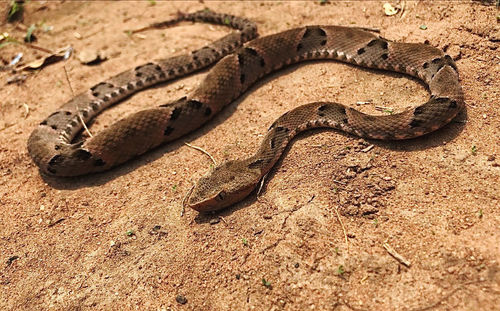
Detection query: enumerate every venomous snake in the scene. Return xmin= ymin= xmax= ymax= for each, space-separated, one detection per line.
xmin=27 ymin=9 xmax=464 ymax=212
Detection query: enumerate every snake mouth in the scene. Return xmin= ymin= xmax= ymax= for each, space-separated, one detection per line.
xmin=187 ymin=183 xmax=257 ymax=213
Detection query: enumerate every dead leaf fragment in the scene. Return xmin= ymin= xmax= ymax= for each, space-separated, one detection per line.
xmin=22 ymin=46 xmax=72 ymax=70
xmin=383 ymin=3 xmax=399 ymax=16
xmin=77 ymin=49 xmax=107 ymax=65
xmin=7 ymin=74 xmax=27 ymax=84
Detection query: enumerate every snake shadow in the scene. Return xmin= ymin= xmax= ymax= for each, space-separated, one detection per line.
xmin=41 ymin=60 xmax=467 ymax=193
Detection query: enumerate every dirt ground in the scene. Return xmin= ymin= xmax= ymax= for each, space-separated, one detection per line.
xmin=0 ymin=1 xmax=499 ymax=310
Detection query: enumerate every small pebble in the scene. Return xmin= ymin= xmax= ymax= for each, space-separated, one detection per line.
xmin=176 ymin=295 xmax=187 ymax=305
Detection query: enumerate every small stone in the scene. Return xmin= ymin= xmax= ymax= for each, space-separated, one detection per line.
xmin=487 ymin=155 xmax=495 ymax=162
xmin=176 ymin=295 xmax=187 ymax=305
xmin=455 ymin=151 xmax=469 ymax=162
xmin=209 ymin=218 xmax=220 ymax=225
xmin=77 ymin=49 xmax=107 ymax=65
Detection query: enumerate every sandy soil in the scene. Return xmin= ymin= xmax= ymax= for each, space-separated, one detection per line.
xmin=0 ymin=1 xmax=499 ymax=310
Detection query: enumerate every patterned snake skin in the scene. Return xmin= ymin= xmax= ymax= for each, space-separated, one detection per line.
xmin=27 ymin=9 xmax=464 ymax=212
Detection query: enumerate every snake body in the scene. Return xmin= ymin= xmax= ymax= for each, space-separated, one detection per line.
xmin=27 ymin=10 xmax=464 ymax=212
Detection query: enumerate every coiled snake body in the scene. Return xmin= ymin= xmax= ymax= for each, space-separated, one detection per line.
xmin=27 ymin=10 xmax=464 ymax=212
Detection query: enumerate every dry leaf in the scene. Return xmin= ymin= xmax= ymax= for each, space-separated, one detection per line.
xmin=383 ymin=3 xmax=399 ymax=16
xmin=22 ymin=46 xmax=72 ymax=70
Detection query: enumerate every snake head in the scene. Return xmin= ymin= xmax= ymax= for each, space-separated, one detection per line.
xmin=187 ymin=159 xmax=262 ymax=212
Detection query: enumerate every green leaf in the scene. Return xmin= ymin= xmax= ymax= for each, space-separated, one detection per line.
xmin=337 ymin=265 xmax=345 ymax=275
xmin=25 ymin=24 xmax=36 ymax=43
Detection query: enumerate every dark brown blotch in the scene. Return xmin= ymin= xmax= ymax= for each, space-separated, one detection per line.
xmin=414 ymin=106 xmax=425 ymax=115
xmin=409 ymin=119 xmax=421 ymax=128
xmin=48 ymin=111 xmax=61 ymax=118
xmin=449 ymin=100 xmax=458 ymax=109
xmin=238 ymin=53 xmax=244 ymax=66
xmin=244 ymin=47 xmax=258 ymax=56
xmin=48 ymin=154 xmax=63 ymax=166
xmin=357 ymin=48 xmax=365 ymax=55
xmin=434 ymin=97 xmax=449 ymax=103
xmin=204 ymin=107 xmax=212 ymax=116
xmin=381 ymin=53 xmax=389 ymax=60
xmin=270 ymin=137 xmax=276 ymax=149
xmin=75 ymin=149 xmax=92 ymax=161
xmin=187 ymin=100 xmax=203 ymax=110
xmin=248 ymin=159 xmax=263 ymax=169
xmin=94 ymin=158 xmax=106 ymax=166
xmin=275 ymin=126 xmax=289 ymax=133
xmin=170 ymin=107 xmax=182 ymax=120
xmin=164 ymin=126 xmax=174 ymax=136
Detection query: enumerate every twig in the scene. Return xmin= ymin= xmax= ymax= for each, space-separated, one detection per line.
xmin=47 ymin=218 xmax=65 ymax=227
xmin=333 ymin=205 xmax=349 ymax=254
xmin=375 ymin=105 xmax=394 ymax=112
xmin=333 ymin=179 xmax=347 ymax=185
xmin=22 ymin=103 xmax=29 ymax=119
xmin=356 ymin=99 xmax=373 ymax=105
xmin=62 ymin=65 xmax=74 ymax=95
xmin=184 ymin=142 xmax=216 ymax=166
xmin=361 ymin=144 xmax=374 ymax=153
xmin=219 ymin=216 xmax=229 ymax=226
xmin=63 ymin=65 xmax=93 ymax=137
xmin=400 ymin=1 xmax=406 ymax=19
xmin=181 ymin=185 xmax=195 ymax=217
xmin=23 ymin=42 xmax=53 ymax=54
xmin=383 ymin=242 xmax=411 ymax=267
xmin=256 ymin=173 xmax=269 ymax=197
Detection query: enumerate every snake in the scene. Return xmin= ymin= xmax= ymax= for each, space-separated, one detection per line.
xmin=27 ymin=9 xmax=464 ymax=212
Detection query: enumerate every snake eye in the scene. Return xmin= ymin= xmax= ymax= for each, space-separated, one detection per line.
xmin=216 ymin=191 xmax=226 ymax=201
